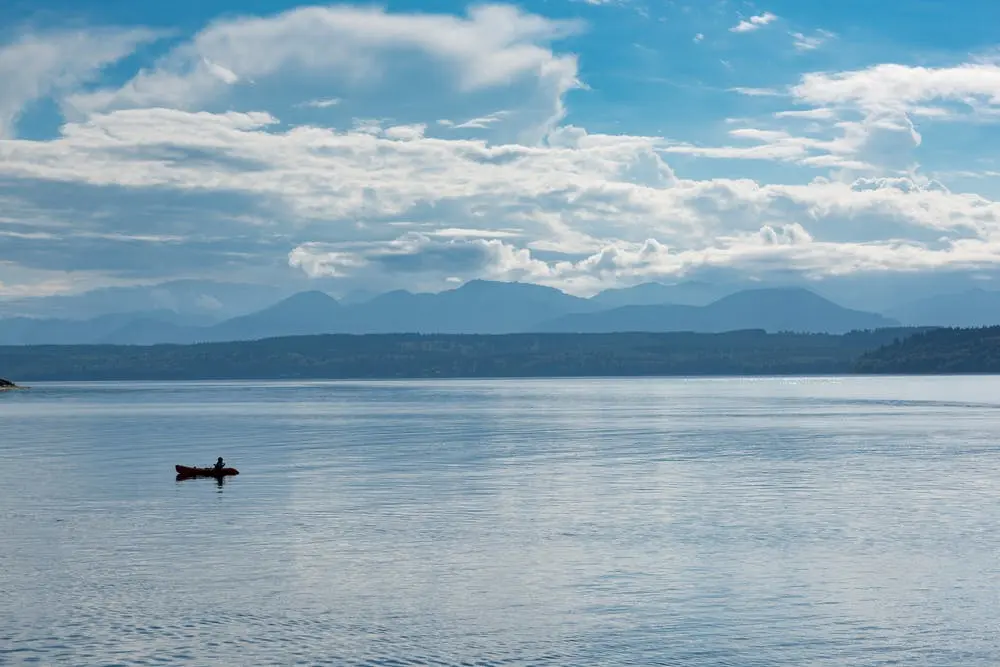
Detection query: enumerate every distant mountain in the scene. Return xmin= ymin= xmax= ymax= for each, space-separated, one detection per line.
xmin=89 ymin=280 xmax=598 ymax=344
xmin=534 ymin=287 xmax=899 ymax=334
xmin=886 ymin=289 xmax=1000 ymax=327
xmin=0 ymin=280 xmax=295 ymax=321
xmin=590 ymin=281 xmax=734 ymax=308
xmin=345 ymin=279 xmax=598 ymax=334
xmin=0 ymin=310 xmax=211 ymax=346
xmin=806 ymin=273 xmax=1000 ymax=313
xmin=199 ymin=290 xmax=342 ymax=342
xmin=0 ymin=282 xmax=901 ymax=345
xmin=336 ymin=288 xmax=383 ymax=305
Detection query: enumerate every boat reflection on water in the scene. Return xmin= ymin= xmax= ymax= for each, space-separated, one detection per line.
xmin=175 ymin=473 xmax=230 ymax=488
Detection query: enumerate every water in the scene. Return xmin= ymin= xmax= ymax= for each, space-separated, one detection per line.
xmin=3 ymin=377 xmax=1000 ymax=665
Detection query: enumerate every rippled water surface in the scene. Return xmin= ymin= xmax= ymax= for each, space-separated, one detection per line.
xmin=4 ymin=376 xmax=1000 ymax=665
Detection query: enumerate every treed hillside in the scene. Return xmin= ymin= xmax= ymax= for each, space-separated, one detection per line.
xmin=855 ymin=326 xmax=1000 ymax=374
xmin=1 ymin=328 xmax=923 ymax=382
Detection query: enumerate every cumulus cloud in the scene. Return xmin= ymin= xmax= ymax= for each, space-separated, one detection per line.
xmin=62 ymin=3 xmax=584 ymax=144
xmin=689 ymin=58 xmax=1000 ymax=176
xmin=791 ymin=62 xmax=1000 ymax=116
xmin=730 ymin=12 xmax=778 ymax=34
xmin=288 ymin=212 xmax=1000 ymax=297
xmin=0 ymin=26 xmax=160 ymax=138
xmin=1 ymin=3 xmax=1000 ymax=301
xmin=4 ymin=96 xmax=999 ymax=294
xmin=662 ymin=117 xmax=916 ymax=173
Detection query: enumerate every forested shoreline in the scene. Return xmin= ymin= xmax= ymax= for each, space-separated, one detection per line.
xmin=1 ymin=329 xmax=927 ymax=381
xmin=855 ymin=326 xmax=1000 ymax=374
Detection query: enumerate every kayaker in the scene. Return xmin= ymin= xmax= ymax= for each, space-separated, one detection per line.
xmin=213 ymin=457 xmax=225 ymax=472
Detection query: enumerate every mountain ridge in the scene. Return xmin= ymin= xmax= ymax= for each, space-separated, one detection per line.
xmin=534 ymin=287 xmax=899 ymax=334
xmin=0 ymin=281 xmax=920 ymax=345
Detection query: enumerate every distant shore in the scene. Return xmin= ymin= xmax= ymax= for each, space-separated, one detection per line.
xmin=0 ymin=329 xmax=927 ymax=382
xmin=16 ymin=322 xmax=1000 ymax=381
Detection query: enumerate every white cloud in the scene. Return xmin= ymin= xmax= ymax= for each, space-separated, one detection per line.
xmin=774 ymin=108 xmax=837 ymax=120
xmin=729 ymin=87 xmax=785 ymax=97
xmin=63 ymin=4 xmax=584 ymax=144
xmin=2 ymin=4 xmax=1000 ymax=300
xmin=383 ymin=123 xmax=427 ymax=140
xmin=662 ymin=119 xmax=903 ymax=172
xmin=696 ymin=60 xmax=1000 ymax=176
xmin=296 ymin=97 xmax=341 ymax=109
xmin=201 ymin=57 xmax=239 ymax=84
xmin=0 ymin=27 xmax=160 ymax=138
xmin=450 ymin=111 xmax=513 ymax=129
xmin=287 ymin=210 xmax=1000 ymax=296
xmin=3 ymin=101 xmax=998 ymax=294
xmin=791 ymin=62 xmax=1000 ymax=116
xmin=730 ymin=12 xmax=778 ymax=34
xmin=791 ymin=29 xmax=835 ymax=52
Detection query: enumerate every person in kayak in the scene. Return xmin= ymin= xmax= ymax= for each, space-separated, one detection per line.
xmin=213 ymin=457 xmax=225 ymax=472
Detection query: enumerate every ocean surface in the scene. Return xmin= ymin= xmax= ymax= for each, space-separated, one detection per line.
xmin=3 ymin=376 xmax=1000 ymax=666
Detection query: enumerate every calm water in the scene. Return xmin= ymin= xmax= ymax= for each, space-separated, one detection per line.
xmin=3 ymin=377 xmax=1000 ymax=665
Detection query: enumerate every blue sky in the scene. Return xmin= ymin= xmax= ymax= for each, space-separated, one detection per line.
xmin=2 ymin=0 xmax=1000 ymax=307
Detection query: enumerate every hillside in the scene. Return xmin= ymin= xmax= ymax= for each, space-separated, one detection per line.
xmin=855 ymin=326 xmax=1000 ymax=374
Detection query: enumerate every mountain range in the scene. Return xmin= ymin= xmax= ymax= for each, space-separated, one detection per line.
xmin=534 ymin=288 xmax=895 ymax=334
xmin=0 ymin=279 xmax=931 ymax=345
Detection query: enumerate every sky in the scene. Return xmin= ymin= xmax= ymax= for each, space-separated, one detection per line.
xmin=3 ymin=0 xmax=1000 ymax=304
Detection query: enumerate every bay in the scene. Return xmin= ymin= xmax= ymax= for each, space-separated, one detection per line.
xmin=2 ymin=376 xmax=1000 ymax=665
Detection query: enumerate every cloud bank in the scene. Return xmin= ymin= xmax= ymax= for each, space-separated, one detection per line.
xmin=1 ymin=2 xmax=1000 ymax=300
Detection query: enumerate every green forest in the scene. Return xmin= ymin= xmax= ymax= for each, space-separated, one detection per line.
xmin=855 ymin=326 xmax=1000 ymax=374
xmin=1 ymin=328 xmax=926 ymax=381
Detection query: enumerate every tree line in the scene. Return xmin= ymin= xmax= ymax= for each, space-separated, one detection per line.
xmin=1 ymin=329 xmax=928 ymax=381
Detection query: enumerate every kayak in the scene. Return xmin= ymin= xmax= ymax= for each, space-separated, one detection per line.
xmin=175 ymin=464 xmax=240 ymax=478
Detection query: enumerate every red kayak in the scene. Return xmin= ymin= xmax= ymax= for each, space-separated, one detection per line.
xmin=175 ymin=464 xmax=240 ymax=478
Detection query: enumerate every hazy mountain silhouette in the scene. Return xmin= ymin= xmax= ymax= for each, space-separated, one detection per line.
xmin=198 ymin=290 xmax=343 ymax=341
xmin=534 ymin=287 xmax=898 ymax=334
xmin=886 ymin=288 xmax=1000 ymax=327
xmin=0 ymin=282 xmax=902 ymax=345
xmin=0 ymin=310 xmax=210 ymax=345
xmin=590 ymin=281 xmax=733 ymax=308
xmin=21 ymin=291 xmax=344 ymax=346
xmin=88 ymin=280 xmax=596 ymax=343
xmin=341 ymin=280 xmax=598 ymax=334
xmin=0 ymin=279 xmax=294 ymax=320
